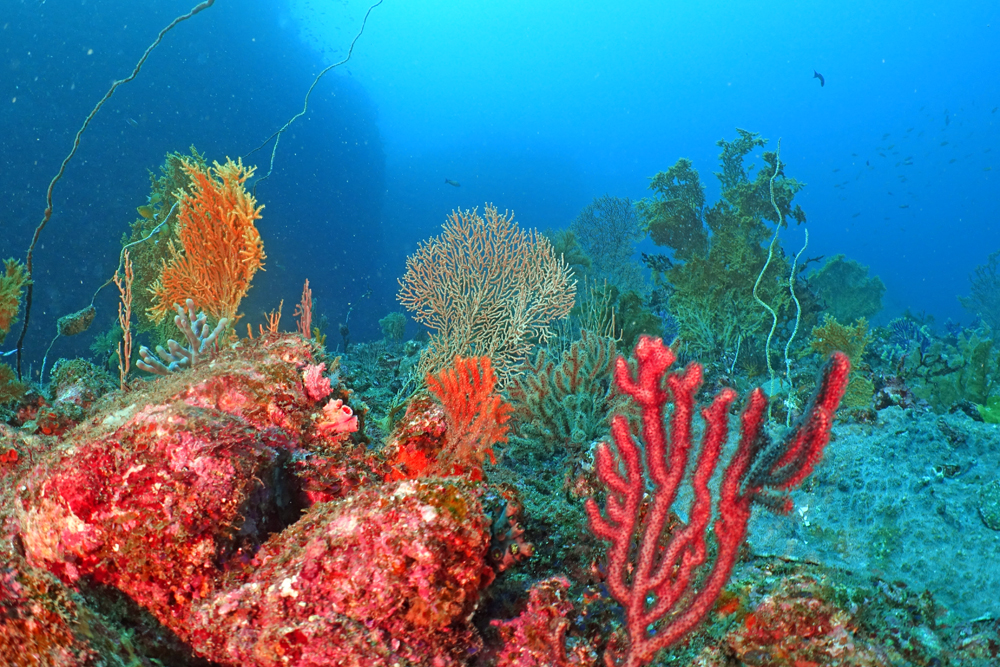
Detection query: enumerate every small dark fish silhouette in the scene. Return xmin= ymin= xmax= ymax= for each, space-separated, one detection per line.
xmin=899 ymin=204 xmax=909 ymax=209
xmin=852 ymin=212 xmax=861 ymax=218
xmin=813 ymin=70 xmax=825 ymax=87
xmin=444 ymin=179 xmax=461 ymax=187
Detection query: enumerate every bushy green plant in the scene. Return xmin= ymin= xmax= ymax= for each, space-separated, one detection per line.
xmin=506 ymin=329 xmax=624 ymax=460
xmin=0 ymin=362 xmax=26 ymax=405
xmin=378 ymin=312 xmax=407 ymax=342
xmin=636 ymin=129 xmax=806 ymax=361
xmin=0 ymin=258 xmax=30 ymax=345
xmin=121 ymin=146 xmax=206 ymax=340
xmin=808 ymin=254 xmax=885 ymax=323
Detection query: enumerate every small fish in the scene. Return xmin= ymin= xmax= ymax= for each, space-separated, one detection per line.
xmin=986 ymin=167 xmax=993 ymax=172
xmin=899 ymin=204 xmax=909 ymax=209
xmin=866 ymin=160 xmax=870 ymax=166
xmin=878 ymin=152 xmax=887 ymax=158
xmin=887 ymin=191 xmax=894 ymax=196
xmin=882 ymin=133 xmax=891 ymax=140
xmin=832 ymin=168 xmax=840 ymax=172
xmin=852 ymin=212 xmax=861 ymax=218
xmin=136 ymin=205 xmax=155 ymax=219
xmin=993 ymin=107 xmax=998 ymax=113
xmin=949 ymin=158 xmax=957 ymax=163
xmin=887 ymin=144 xmax=895 ymax=149
xmin=813 ymin=70 xmax=825 ymax=87
xmin=851 ymin=152 xmax=859 ymax=157
xmin=444 ymin=179 xmax=461 ymax=187
xmin=940 ymin=141 xmax=949 ymax=146
xmin=125 ymin=117 xmax=139 ymax=128
xmin=906 ymin=127 xmax=914 ymax=132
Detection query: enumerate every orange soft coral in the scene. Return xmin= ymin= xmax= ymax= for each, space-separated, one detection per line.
xmin=425 ymin=355 xmax=512 ymax=480
xmin=148 ymin=157 xmax=265 ymax=324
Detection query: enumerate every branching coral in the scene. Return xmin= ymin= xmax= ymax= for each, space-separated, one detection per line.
xmin=425 ymin=355 xmax=512 ymax=480
xmin=148 ymin=156 xmax=264 ymax=325
xmin=398 ymin=204 xmax=575 ymax=384
xmin=570 ymin=194 xmax=646 ymax=293
xmin=808 ymin=254 xmax=886 ymax=323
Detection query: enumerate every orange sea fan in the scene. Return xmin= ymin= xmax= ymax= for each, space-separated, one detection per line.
xmin=148 ymin=157 xmax=265 ymax=324
xmin=426 ymin=355 xmax=512 ymax=480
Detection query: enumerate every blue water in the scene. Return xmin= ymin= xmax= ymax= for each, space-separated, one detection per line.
xmin=1 ymin=0 xmax=998 ymax=366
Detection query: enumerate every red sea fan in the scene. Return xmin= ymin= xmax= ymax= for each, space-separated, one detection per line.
xmin=425 ymin=355 xmax=512 ymax=480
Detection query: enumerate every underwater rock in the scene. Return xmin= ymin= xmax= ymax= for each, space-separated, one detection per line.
xmin=184 ymin=479 xmax=491 ymax=666
xmin=977 ymin=480 xmax=1000 ymax=531
xmin=2 ymin=334 xmax=501 ymax=666
xmin=16 ymin=400 xmax=289 ymax=623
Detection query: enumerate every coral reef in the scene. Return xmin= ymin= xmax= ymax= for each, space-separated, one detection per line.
xmin=900 ymin=324 xmax=1000 ymax=411
xmin=1 ymin=334 xmax=504 ymax=665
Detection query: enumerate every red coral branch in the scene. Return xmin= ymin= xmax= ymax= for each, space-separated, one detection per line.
xmin=584 ymin=336 xmax=850 ymax=667
xmin=425 ymin=355 xmax=513 ymax=480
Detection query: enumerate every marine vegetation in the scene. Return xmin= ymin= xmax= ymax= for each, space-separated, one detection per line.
xmin=808 ymin=254 xmax=886 ymax=323
xmin=120 ymin=146 xmax=207 ymax=341
xmin=506 ymin=328 xmax=623 ymax=462
xmin=636 ymin=129 xmax=806 ymax=362
xmin=808 ymin=314 xmax=875 ymax=410
xmin=0 ymin=258 xmax=30 ymax=346
xmin=960 ymin=248 xmax=1000 ymax=330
